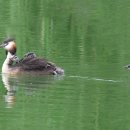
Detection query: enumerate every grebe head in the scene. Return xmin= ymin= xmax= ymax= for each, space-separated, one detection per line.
xmin=0 ymin=38 xmax=16 ymax=55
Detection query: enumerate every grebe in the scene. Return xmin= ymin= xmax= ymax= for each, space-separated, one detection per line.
xmin=0 ymin=38 xmax=64 ymax=75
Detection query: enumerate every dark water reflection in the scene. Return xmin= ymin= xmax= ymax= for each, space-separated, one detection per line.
xmin=0 ymin=0 xmax=130 ymax=130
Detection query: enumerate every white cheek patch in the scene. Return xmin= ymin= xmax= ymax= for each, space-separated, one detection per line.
xmin=5 ymin=41 xmax=15 ymax=50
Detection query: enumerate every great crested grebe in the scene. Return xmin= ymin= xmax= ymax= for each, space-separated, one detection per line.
xmin=0 ymin=38 xmax=64 ymax=75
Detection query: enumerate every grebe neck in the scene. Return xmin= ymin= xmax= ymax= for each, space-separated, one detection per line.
xmin=2 ymin=52 xmax=14 ymax=73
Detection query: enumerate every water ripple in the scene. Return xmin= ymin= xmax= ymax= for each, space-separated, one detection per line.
xmin=69 ymin=75 xmax=121 ymax=83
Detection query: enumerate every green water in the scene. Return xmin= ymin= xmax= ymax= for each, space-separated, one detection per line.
xmin=0 ymin=0 xmax=130 ymax=130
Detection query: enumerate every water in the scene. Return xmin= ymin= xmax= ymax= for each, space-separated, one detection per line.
xmin=0 ymin=0 xmax=130 ymax=130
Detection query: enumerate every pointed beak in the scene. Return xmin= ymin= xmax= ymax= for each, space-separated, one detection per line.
xmin=0 ymin=43 xmax=6 ymax=48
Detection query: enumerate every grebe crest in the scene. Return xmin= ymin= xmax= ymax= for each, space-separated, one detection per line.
xmin=1 ymin=38 xmax=16 ymax=55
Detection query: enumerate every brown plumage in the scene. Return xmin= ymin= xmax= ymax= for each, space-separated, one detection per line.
xmin=0 ymin=38 xmax=64 ymax=75
xmin=17 ymin=56 xmax=57 ymax=74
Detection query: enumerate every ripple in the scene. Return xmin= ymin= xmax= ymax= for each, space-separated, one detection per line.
xmin=69 ymin=75 xmax=121 ymax=83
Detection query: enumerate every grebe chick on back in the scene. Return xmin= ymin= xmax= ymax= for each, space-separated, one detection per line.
xmin=0 ymin=38 xmax=64 ymax=75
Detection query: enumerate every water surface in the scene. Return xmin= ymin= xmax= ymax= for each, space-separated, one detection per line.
xmin=0 ymin=0 xmax=130 ymax=130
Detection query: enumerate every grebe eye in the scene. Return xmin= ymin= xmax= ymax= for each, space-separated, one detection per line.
xmin=3 ymin=42 xmax=8 ymax=47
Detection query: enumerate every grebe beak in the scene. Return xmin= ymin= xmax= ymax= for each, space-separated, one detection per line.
xmin=0 ymin=43 xmax=6 ymax=48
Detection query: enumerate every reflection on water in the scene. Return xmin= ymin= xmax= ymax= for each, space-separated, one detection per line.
xmin=4 ymin=90 xmax=15 ymax=108
xmin=1 ymin=72 xmax=130 ymax=130
xmin=0 ymin=0 xmax=130 ymax=130
xmin=1 ymin=73 xmax=64 ymax=108
xmin=2 ymin=73 xmax=16 ymax=108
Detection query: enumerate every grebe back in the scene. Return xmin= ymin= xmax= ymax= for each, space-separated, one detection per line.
xmin=0 ymin=38 xmax=64 ymax=75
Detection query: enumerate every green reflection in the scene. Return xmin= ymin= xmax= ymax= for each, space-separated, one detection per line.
xmin=0 ymin=0 xmax=130 ymax=130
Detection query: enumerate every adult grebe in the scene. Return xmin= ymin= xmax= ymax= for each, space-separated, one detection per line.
xmin=0 ymin=38 xmax=64 ymax=75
